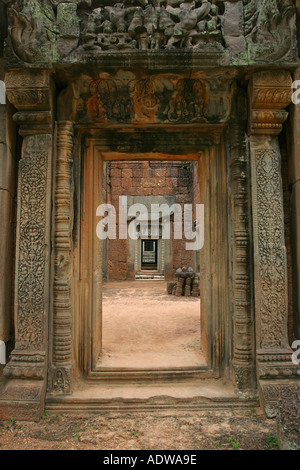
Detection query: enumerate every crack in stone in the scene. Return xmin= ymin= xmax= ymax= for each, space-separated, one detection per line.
xmin=0 ymin=187 xmax=13 ymax=199
xmin=291 ymin=178 xmax=300 ymax=188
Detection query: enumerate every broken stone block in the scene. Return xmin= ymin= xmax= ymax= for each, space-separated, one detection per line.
xmin=192 ymin=277 xmax=200 ymax=297
xmin=167 ymin=282 xmax=176 ymax=295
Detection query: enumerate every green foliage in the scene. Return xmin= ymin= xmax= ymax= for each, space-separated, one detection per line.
xmin=42 ymin=410 xmax=50 ymax=419
xmin=267 ymin=434 xmax=279 ymax=450
xmin=228 ymin=437 xmax=240 ymax=450
xmin=5 ymin=416 xmax=16 ymax=426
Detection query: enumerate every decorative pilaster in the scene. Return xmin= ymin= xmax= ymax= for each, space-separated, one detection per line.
xmin=249 ymin=71 xmax=300 ymax=417
xmin=0 ymin=70 xmax=53 ymax=421
xmin=48 ymin=122 xmax=74 ymax=395
xmin=229 ymin=97 xmax=256 ymax=392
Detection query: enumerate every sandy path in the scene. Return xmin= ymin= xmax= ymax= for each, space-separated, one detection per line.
xmin=100 ymin=281 xmax=204 ymax=369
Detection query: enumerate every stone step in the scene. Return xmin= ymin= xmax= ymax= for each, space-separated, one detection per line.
xmin=45 ymin=379 xmax=259 ymax=413
xmin=135 ymin=273 xmax=165 ymax=280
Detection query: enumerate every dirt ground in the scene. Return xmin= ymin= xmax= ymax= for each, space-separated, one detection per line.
xmin=0 ymin=408 xmax=279 ymax=451
xmin=0 ymin=281 xmax=280 ymax=451
xmin=101 ymin=281 xmax=204 ymax=368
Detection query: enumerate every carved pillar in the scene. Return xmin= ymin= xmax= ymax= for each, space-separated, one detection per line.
xmin=229 ymin=92 xmax=255 ymax=392
xmin=48 ymin=121 xmax=73 ymax=395
xmin=248 ymin=71 xmax=300 ymax=417
xmin=0 ymin=70 xmax=53 ymax=421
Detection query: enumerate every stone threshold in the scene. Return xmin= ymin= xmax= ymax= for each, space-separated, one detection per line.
xmin=88 ymin=366 xmax=210 ymax=383
xmin=135 ymin=275 xmax=165 ymax=280
xmin=45 ymin=379 xmax=259 ymax=414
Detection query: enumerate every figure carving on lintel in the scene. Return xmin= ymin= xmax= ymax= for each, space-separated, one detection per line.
xmin=81 ymin=0 xmax=223 ymax=51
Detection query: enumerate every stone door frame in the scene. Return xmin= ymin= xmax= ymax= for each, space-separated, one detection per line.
xmin=1 ymin=69 xmax=298 ymax=420
xmin=74 ymin=129 xmax=229 ymax=382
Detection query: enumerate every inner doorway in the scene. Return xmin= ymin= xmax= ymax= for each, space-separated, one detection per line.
xmin=80 ymin=135 xmax=229 ymax=379
xmin=141 ymin=240 xmax=158 ymax=270
xmin=99 ymin=158 xmax=203 ymax=369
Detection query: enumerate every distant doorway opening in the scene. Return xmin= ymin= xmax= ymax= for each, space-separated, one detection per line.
xmin=141 ymin=239 xmax=158 ymax=270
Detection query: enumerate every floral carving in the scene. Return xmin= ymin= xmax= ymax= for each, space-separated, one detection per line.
xmin=16 ymin=135 xmax=51 ymax=352
xmin=255 ymin=148 xmax=288 ymax=349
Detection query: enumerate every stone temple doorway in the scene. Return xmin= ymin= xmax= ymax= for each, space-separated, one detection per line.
xmin=99 ymin=157 xmax=203 ymax=370
xmin=0 ymin=3 xmax=297 ymax=418
xmin=75 ymin=129 xmax=230 ymax=385
xmin=101 ymin=160 xmax=199 ymax=282
xmin=141 ymin=240 xmax=158 ymax=270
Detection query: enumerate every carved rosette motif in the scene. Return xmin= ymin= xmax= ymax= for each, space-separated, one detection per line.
xmin=48 ymin=122 xmax=74 ymax=395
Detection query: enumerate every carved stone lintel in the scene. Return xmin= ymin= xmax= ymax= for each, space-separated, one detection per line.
xmin=5 ymin=0 xmax=297 ymax=63
xmin=68 ymin=72 xmax=235 ymax=125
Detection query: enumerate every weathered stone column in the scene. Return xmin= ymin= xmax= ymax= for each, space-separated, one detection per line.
xmin=248 ymin=71 xmax=300 ymax=417
xmin=229 ymin=91 xmax=255 ymax=393
xmin=47 ymin=121 xmax=74 ymax=395
xmin=0 ymin=70 xmax=53 ymax=421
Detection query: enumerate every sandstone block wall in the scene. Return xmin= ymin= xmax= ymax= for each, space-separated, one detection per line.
xmin=103 ymin=160 xmax=197 ymax=280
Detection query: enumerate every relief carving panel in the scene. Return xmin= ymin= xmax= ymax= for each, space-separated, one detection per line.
xmin=4 ymin=0 xmax=298 ymax=65
xmin=254 ymin=147 xmax=288 ymax=349
xmin=68 ymin=72 xmax=234 ymax=125
xmin=15 ymin=135 xmax=51 ymax=352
